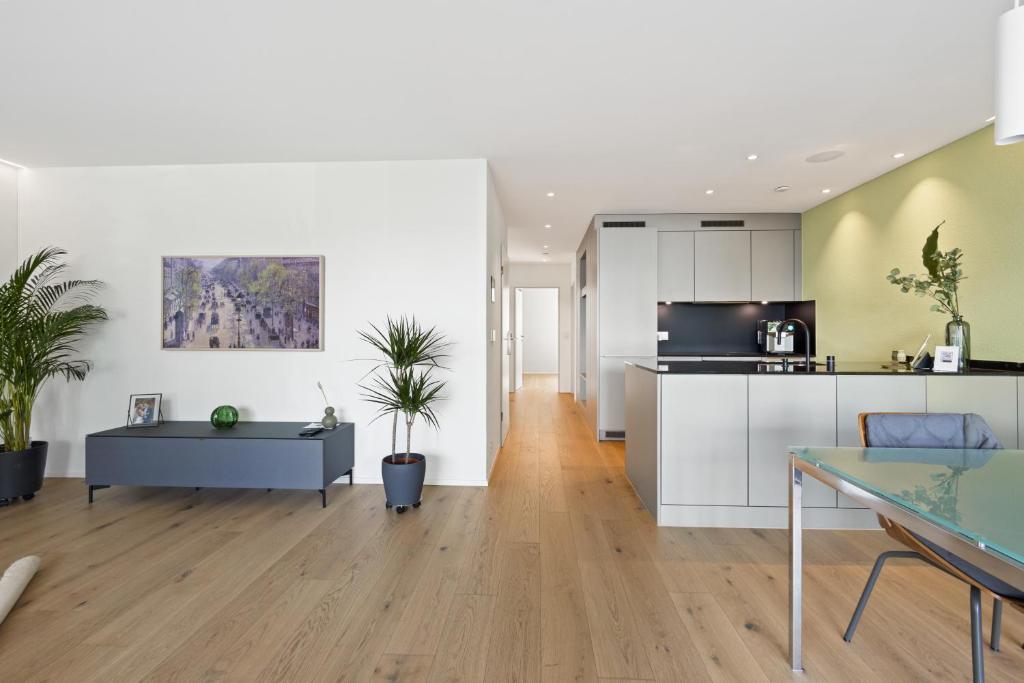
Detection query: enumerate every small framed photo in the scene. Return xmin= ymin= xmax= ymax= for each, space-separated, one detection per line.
xmin=932 ymin=345 xmax=961 ymax=373
xmin=127 ymin=393 xmax=162 ymax=428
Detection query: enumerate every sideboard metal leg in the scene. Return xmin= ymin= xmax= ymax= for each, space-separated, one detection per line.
xmin=88 ymin=484 xmax=109 ymax=504
xmin=347 ymin=468 xmax=353 ymax=485
xmin=319 ymin=488 xmax=327 ymax=508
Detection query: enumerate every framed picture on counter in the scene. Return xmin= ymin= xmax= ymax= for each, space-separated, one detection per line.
xmin=127 ymin=393 xmax=162 ymax=428
xmin=932 ymin=345 xmax=961 ymax=373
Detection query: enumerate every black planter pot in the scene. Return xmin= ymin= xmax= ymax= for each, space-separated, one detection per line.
xmin=381 ymin=453 xmax=425 ymax=513
xmin=0 ymin=441 xmax=48 ymax=504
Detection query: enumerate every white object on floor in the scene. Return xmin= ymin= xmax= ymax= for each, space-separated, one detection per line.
xmin=0 ymin=555 xmax=41 ymax=626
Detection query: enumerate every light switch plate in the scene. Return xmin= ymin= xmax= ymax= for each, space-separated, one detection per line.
xmin=657 ymin=330 xmax=669 ymax=341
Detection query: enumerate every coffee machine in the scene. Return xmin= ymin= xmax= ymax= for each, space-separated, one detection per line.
xmin=758 ymin=320 xmax=794 ymax=354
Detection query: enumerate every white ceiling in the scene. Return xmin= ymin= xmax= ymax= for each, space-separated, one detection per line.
xmin=0 ymin=1 xmax=1009 ymax=263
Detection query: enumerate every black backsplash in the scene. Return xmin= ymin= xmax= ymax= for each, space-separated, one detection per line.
xmin=657 ymin=301 xmax=816 ymax=356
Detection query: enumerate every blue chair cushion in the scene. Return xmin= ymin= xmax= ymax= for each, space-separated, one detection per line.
xmin=863 ymin=413 xmax=1003 ymax=450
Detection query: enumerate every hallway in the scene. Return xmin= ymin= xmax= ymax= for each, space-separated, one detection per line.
xmin=1 ymin=375 xmax=1022 ymax=681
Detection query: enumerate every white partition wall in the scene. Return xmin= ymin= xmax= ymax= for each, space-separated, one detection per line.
xmin=0 ymin=165 xmax=17 ymax=278
xmin=17 ymin=160 xmax=502 ymax=486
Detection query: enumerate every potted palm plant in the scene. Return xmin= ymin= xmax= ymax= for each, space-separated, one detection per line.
xmin=0 ymin=248 xmax=108 ymax=506
xmin=358 ymin=317 xmax=448 ymax=513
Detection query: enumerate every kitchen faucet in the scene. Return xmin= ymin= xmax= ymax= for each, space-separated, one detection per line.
xmin=776 ymin=318 xmax=811 ymax=370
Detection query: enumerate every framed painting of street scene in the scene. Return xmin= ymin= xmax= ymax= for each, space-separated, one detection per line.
xmin=162 ymin=256 xmax=323 ymax=350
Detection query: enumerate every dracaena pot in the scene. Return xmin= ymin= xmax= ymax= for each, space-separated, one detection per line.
xmin=381 ymin=453 xmax=425 ymax=513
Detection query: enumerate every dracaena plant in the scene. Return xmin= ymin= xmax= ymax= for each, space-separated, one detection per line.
xmin=0 ymin=248 xmax=108 ymax=452
xmin=886 ymin=221 xmax=966 ymax=318
xmin=357 ymin=317 xmax=449 ymax=462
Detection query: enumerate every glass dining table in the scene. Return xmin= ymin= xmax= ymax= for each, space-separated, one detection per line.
xmin=788 ymin=447 xmax=1024 ymax=675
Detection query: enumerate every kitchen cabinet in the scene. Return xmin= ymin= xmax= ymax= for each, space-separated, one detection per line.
xmin=657 ymin=231 xmax=695 ymax=302
xmin=599 ymin=228 xmax=657 ymax=357
xmin=926 ymin=376 xmax=1019 ymax=448
xmin=625 ymin=364 xmax=659 ymax=515
xmin=748 ymin=375 xmax=837 ymax=507
xmin=599 ymin=356 xmax=657 ymax=434
xmin=751 ymin=230 xmax=795 ymax=301
xmin=836 ymin=375 xmax=927 ymax=508
xmin=694 ymin=231 xmax=751 ymax=301
xmin=661 ymin=375 xmax=748 ymax=506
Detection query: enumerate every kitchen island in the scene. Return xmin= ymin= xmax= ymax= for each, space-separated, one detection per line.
xmin=624 ymin=360 xmax=1024 ymax=528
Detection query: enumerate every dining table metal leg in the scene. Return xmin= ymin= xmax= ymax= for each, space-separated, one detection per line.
xmin=789 ymin=455 xmax=803 ymax=672
xmin=970 ymin=586 xmax=985 ymax=682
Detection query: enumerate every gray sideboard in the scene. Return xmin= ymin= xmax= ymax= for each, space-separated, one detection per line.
xmin=85 ymin=421 xmax=354 ymax=507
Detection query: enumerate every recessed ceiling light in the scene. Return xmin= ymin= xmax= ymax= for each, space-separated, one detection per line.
xmin=986 ymin=115 xmax=996 ymax=123
xmin=747 ymin=154 xmax=758 ymax=161
xmin=546 ymin=191 xmax=555 ymax=197
xmin=664 ymin=301 xmax=673 ymax=305
xmin=774 ymin=185 xmax=790 ymax=193
xmin=892 ymin=152 xmax=905 ymax=159
xmin=806 ymin=150 xmax=845 ymax=163
xmin=761 ymin=300 xmax=768 ymax=305
xmin=821 ymin=188 xmax=832 ymax=194
xmin=543 ymin=245 xmax=549 ymax=249
xmin=0 ymin=157 xmax=27 ymax=170
xmin=544 ymin=224 xmax=552 ymax=229
xmin=705 ymin=189 xmax=715 ymax=195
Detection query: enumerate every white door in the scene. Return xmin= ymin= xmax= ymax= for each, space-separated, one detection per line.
xmin=501 ymin=259 xmax=510 ymax=444
xmin=514 ymin=288 xmax=524 ymax=390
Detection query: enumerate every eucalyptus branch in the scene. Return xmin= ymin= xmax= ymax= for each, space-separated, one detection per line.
xmin=887 ymin=222 xmax=965 ymax=320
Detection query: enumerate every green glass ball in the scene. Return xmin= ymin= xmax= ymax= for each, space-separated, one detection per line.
xmin=210 ymin=405 xmax=239 ymax=429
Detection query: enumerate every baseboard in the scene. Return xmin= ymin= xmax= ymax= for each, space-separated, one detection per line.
xmin=46 ymin=468 xmax=84 ymax=478
xmin=657 ymin=504 xmax=879 ymax=529
xmin=348 ymin=475 xmax=488 ymax=487
xmin=44 ymin=472 xmax=488 ymax=488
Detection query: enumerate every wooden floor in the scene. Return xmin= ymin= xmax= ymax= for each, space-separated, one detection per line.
xmin=2 ymin=374 xmax=1023 ymax=681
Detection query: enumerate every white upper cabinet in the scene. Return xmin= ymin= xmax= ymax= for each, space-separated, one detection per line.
xmin=751 ymin=230 xmax=795 ymax=302
xmin=694 ymin=231 xmax=751 ymax=301
xmin=599 ymin=227 xmax=658 ymax=357
xmin=657 ymin=231 xmax=695 ymax=302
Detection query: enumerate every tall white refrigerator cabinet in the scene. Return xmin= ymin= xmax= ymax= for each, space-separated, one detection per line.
xmin=598 ymin=227 xmax=657 ymax=437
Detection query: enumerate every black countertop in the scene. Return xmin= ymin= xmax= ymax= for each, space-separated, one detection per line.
xmin=629 ymin=360 xmax=1024 ymax=376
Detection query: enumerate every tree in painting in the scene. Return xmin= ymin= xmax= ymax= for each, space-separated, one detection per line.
xmin=162 ymin=256 xmax=321 ymax=350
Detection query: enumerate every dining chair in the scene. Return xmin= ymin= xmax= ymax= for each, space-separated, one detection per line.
xmin=845 ymin=412 xmax=1023 ymax=682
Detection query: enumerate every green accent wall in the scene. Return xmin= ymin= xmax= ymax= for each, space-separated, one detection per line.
xmin=802 ymin=126 xmax=1024 ymax=362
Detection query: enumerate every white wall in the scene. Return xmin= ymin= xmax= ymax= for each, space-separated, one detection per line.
xmin=0 ymin=166 xmax=17 ymax=278
xmin=521 ymin=288 xmax=558 ymax=373
xmin=508 ymin=262 xmax=573 ymax=392
xmin=485 ymin=167 xmax=508 ymax=478
xmin=18 ymin=159 xmax=502 ymax=486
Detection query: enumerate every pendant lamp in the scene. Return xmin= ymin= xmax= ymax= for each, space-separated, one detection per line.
xmin=996 ymin=1 xmax=1024 ymax=144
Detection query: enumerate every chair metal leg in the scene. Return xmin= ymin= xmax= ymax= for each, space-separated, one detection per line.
xmin=991 ymin=598 xmax=1003 ymax=652
xmin=844 ymin=550 xmax=921 ymax=642
xmin=970 ymin=586 xmax=985 ymax=683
